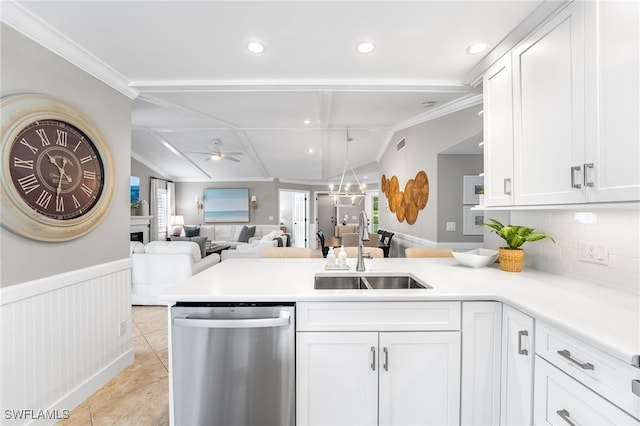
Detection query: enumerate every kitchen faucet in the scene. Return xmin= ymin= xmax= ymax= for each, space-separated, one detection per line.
xmin=356 ymin=211 xmax=370 ymax=272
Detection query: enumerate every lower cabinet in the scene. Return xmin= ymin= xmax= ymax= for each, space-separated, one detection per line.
xmin=534 ymin=357 xmax=639 ymax=425
xmin=296 ymin=331 xmax=461 ymax=426
xmin=501 ymin=305 xmax=535 ymax=425
xmin=460 ymin=301 xmax=503 ymax=425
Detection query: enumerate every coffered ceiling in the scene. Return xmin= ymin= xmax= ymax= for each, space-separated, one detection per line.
xmin=2 ymin=0 xmax=558 ymax=184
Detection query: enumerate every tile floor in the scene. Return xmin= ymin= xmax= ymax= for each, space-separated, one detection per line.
xmin=59 ymin=306 xmax=169 ymax=426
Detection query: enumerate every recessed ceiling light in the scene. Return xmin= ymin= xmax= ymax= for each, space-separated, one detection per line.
xmin=356 ymin=42 xmax=375 ymax=54
xmin=304 ymin=119 xmax=311 ymax=125
xmin=308 ymin=148 xmax=314 ymax=154
xmin=247 ymin=42 xmax=265 ymax=54
xmin=466 ymin=42 xmax=487 ymax=55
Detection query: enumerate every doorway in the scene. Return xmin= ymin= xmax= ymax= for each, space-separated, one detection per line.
xmin=316 ymin=193 xmax=337 ymax=243
xmin=279 ymin=190 xmax=309 ymax=248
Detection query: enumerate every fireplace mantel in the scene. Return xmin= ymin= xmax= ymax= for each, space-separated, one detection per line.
xmin=130 ymin=216 xmax=152 ymax=244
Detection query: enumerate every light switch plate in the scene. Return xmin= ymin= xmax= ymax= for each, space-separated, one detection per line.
xmin=446 ymin=222 xmax=456 ymax=231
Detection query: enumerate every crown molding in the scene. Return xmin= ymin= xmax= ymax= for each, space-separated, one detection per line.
xmin=1 ymin=0 xmax=137 ymax=99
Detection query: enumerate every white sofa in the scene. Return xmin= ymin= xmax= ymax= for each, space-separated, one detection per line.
xmin=199 ymin=224 xmax=281 ymax=249
xmin=130 ymin=241 xmax=220 ymax=305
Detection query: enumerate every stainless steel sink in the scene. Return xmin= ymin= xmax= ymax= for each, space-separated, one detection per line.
xmin=364 ymin=275 xmax=430 ymax=289
xmin=314 ymin=274 xmax=431 ymax=290
xmin=314 ymin=275 xmax=367 ymax=290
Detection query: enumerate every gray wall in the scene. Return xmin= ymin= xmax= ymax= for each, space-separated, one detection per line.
xmin=437 ymin=154 xmax=483 ymax=243
xmin=378 ymin=105 xmax=483 ymax=242
xmin=1 ymin=25 xmax=132 ymax=287
xmin=130 ymin=158 xmax=168 ymax=214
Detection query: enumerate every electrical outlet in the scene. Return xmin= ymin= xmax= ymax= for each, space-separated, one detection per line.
xmin=118 ymin=320 xmax=127 ymax=337
xmin=446 ymin=222 xmax=456 ymax=231
xmin=578 ymin=241 xmax=609 ymax=265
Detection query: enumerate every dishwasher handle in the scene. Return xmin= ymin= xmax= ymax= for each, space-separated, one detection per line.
xmin=174 ymin=310 xmax=290 ymax=329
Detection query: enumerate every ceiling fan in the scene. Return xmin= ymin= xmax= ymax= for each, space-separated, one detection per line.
xmin=187 ymin=139 xmax=243 ymax=162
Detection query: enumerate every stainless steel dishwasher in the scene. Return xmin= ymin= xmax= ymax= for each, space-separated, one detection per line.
xmin=171 ymin=302 xmax=295 ymax=426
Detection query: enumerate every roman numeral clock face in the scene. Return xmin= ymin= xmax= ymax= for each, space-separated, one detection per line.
xmin=9 ymin=120 xmax=104 ymax=220
xmin=1 ymin=94 xmax=114 ymax=241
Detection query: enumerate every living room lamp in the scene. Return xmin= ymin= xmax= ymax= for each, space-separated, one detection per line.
xmin=170 ymin=215 xmax=185 ymax=236
xmin=329 ymin=128 xmax=366 ymax=207
xmin=251 ymin=195 xmax=258 ymax=210
xmin=195 ymin=196 xmax=203 ymax=213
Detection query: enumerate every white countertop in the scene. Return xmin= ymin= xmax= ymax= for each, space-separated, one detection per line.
xmin=160 ymin=257 xmax=640 ymax=367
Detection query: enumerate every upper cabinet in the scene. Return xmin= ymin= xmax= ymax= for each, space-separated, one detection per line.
xmin=583 ymin=0 xmax=640 ymax=202
xmin=483 ymin=56 xmax=514 ymax=207
xmin=483 ymin=0 xmax=640 ymax=207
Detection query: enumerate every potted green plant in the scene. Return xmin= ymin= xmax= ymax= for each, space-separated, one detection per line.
xmin=484 ymin=218 xmax=555 ymax=272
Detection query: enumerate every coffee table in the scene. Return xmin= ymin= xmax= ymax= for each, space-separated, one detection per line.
xmin=206 ymin=245 xmax=231 ymax=256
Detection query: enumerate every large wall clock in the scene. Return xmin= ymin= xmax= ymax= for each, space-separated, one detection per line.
xmin=1 ymin=94 xmax=115 ymax=241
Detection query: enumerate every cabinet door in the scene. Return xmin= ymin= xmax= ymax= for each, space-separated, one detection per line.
xmin=584 ymin=0 xmax=640 ymax=202
xmin=378 ymin=332 xmax=461 ymax=426
xmin=501 ymin=305 xmax=534 ymax=425
xmin=483 ymin=55 xmax=514 ymax=206
xmin=296 ymin=332 xmax=378 ymax=426
xmin=461 ymin=302 xmax=502 ymax=426
xmin=513 ymin=2 xmax=586 ymax=205
xmin=534 ymin=357 xmax=640 ymax=425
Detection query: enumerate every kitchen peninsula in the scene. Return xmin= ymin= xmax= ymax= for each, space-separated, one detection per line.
xmin=161 ymin=257 xmax=640 ymax=425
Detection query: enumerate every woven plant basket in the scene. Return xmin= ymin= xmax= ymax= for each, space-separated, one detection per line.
xmin=498 ymin=247 xmax=524 ymax=272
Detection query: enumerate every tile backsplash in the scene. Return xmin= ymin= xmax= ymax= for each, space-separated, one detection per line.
xmin=485 ymin=209 xmax=640 ymax=295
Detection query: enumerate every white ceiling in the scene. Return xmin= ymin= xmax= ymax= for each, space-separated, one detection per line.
xmin=3 ymin=0 xmax=554 ymax=184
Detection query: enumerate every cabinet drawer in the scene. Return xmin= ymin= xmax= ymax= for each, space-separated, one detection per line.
xmin=297 ymin=301 xmax=461 ymax=331
xmin=536 ymin=322 xmax=640 ymax=419
xmin=534 ymin=357 xmax=639 ymax=425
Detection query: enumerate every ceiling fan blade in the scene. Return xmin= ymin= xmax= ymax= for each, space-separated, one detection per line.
xmin=223 ymin=156 xmax=241 ymax=162
xmin=184 ymin=151 xmax=212 ymax=155
xmin=222 ymin=151 xmax=243 ymax=156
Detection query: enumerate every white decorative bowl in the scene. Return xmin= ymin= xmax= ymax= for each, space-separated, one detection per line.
xmin=452 ymin=249 xmax=499 ymax=268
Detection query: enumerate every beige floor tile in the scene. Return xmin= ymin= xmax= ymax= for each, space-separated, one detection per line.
xmin=57 ymin=400 xmax=91 ymax=426
xmin=59 ymin=305 xmax=169 ymax=426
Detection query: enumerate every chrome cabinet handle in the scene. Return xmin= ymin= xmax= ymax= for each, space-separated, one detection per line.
xmin=632 ymin=380 xmax=640 ymax=397
xmin=584 ymin=163 xmax=595 ymax=187
xmin=518 ymin=330 xmax=528 ymax=355
xmin=503 ymin=178 xmax=512 ymax=195
xmin=571 ymin=165 xmax=582 ymax=189
xmin=371 ymin=346 xmax=376 ymax=371
xmin=383 ymin=347 xmax=389 ymax=371
xmin=557 ymin=349 xmax=595 ymax=370
xmin=556 ymin=409 xmax=577 ymax=426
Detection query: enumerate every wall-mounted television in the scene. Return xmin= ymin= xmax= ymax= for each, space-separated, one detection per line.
xmin=204 ymin=188 xmax=249 ymax=223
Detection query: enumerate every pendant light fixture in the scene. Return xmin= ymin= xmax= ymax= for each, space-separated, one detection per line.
xmin=329 ymin=128 xmax=366 ymax=206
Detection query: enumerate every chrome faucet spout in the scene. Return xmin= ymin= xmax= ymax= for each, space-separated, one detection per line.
xmin=356 ymin=211 xmax=369 ymax=272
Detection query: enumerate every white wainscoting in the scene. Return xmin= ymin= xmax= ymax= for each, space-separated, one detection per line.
xmin=0 ymin=259 xmax=134 ymax=425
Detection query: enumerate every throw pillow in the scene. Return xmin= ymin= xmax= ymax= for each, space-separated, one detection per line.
xmin=171 ymin=226 xmax=182 ymax=236
xmin=189 ymin=236 xmax=207 ymax=258
xmin=184 ymin=224 xmax=201 ymax=237
xmin=238 ymin=225 xmax=256 ymax=243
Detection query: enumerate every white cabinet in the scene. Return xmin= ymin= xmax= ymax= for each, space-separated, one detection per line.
xmin=500 ymin=305 xmax=534 ymax=425
xmin=583 ymin=0 xmax=640 ymax=202
xmin=460 ymin=302 xmax=502 ymax=425
xmin=534 ymin=357 xmax=640 ymax=425
xmin=483 ymin=0 xmax=640 ymax=207
xmin=296 ymin=332 xmax=378 ymax=426
xmin=483 ymin=56 xmax=514 ymax=206
xmin=296 ymin=302 xmax=461 ymax=426
xmin=297 ymin=331 xmax=460 ymax=426
xmin=512 ymin=1 xmax=586 ymax=206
